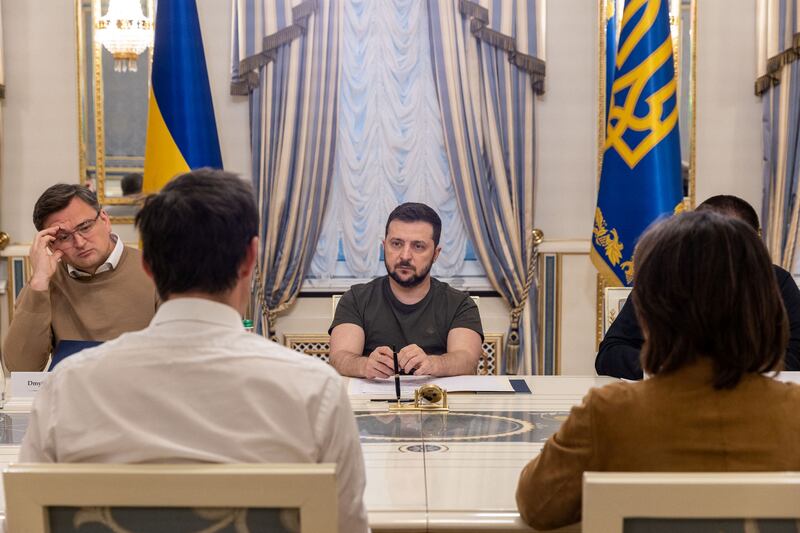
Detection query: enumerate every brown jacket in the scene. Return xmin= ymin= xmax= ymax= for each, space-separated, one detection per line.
xmin=2 ymin=246 xmax=157 ymax=371
xmin=516 ymin=359 xmax=800 ymax=530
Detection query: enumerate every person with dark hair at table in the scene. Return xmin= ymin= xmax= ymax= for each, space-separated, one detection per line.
xmin=595 ymin=194 xmax=800 ymax=379
xmin=19 ymin=169 xmax=369 ymax=533
xmin=2 ymin=184 xmax=156 ymax=371
xmin=517 ymin=210 xmax=800 ymax=530
xmin=329 ymin=202 xmax=483 ymax=378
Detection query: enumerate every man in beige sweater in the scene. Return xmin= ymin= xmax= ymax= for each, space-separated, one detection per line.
xmin=2 ymin=184 xmax=157 ymax=371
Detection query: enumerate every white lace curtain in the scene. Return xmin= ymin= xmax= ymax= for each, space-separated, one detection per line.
xmin=309 ymin=0 xmax=469 ymax=279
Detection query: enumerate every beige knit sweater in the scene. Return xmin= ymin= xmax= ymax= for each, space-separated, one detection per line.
xmin=2 ymin=246 xmax=158 ymax=371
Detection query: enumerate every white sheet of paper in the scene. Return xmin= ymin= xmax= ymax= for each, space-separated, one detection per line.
xmin=348 ymin=374 xmax=515 ymax=396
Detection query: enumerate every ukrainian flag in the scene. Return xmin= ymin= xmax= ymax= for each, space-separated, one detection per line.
xmin=143 ymin=0 xmax=222 ymax=193
xmin=592 ymin=0 xmax=683 ymax=287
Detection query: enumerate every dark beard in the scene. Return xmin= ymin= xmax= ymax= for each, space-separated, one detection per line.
xmin=386 ymin=259 xmax=433 ymax=288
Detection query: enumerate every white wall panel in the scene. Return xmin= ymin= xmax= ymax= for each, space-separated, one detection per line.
xmin=695 ymin=0 xmax=762 ymax=210
xmin=534 ymin=0 xmax=598 ymax=241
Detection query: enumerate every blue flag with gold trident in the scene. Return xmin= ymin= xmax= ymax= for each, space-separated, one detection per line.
xmin=592 ymin=0 xmax=683 ymax=287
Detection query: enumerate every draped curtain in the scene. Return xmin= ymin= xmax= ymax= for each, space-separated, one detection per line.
xmin=231 ymin=0 xmax=341 ymax=336
xmin=310 ymin=0 xmax=468 ymax=279
xmin=757 ymin=0 xmax=800 ymax=271
xmin=427 ymin=0 xmax=544 ymax=374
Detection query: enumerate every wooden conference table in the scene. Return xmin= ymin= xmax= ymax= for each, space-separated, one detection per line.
xmin=0 ymin=375 xmax=617 ymax=532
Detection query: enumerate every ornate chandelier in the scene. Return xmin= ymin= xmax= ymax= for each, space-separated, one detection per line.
xmin=95 ymin=0 xmax=154 ymax=73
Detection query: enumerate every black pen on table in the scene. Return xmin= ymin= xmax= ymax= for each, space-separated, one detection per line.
xmin=393 ymin=351 xmax=401 ymax=404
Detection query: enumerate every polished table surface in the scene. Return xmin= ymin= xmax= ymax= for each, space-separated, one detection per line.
xmin=350 ymin=375 xmax=617 ymax=532
xmin=0 ymin=375 xmax=618 ymax=532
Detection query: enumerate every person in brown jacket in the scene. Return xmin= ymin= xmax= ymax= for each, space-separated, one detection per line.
xmin=2 ymin=184 xmax=157 ymax=371
xmin=516 ymin=210 xmax=800 ymax=530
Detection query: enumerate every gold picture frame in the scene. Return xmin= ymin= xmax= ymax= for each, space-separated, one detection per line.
xmin=76 ymin=0 xmax=154 ymax=224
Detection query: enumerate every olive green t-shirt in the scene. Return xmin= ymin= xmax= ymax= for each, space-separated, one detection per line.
xmin=329 ymin=276 xmax=484 ymax=356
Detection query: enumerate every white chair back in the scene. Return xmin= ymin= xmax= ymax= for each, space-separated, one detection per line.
xmin=4 ymin=463 xmax=338 ymax=533
xmin=583 ymin=471 xmax=800 ymax=533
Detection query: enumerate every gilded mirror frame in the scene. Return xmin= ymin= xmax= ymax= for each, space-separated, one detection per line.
xmin=76 ymin=0 xmax=154 ymax=224
xmin=595 ymin=0 xmax=697 ymax=346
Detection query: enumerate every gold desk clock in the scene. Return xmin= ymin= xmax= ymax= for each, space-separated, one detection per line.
xmin=389 ymin=384 xmax=449 ymax=412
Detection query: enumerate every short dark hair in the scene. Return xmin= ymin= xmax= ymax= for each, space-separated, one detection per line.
xmin=121 ymin=172 xmax=143 ymax=196
xmin=633 ymin=211 xmax=787 ymax=389
xmin=33 ymin=184 xmax=100 ymax=230
xmin=135 ymin=168 xmax=259 ymax=300
xmin=385 ymin=203 xmax=442 ymax=246
xmin=696 ymin=194 xmax=760 ymax=232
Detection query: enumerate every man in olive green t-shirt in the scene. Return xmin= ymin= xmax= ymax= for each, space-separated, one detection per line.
xmin=329 ymin=203 xmax=484 ymax=379
xmin=2 ymin=184 xmax=157 ymax=371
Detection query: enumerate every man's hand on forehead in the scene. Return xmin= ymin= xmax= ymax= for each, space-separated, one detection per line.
xmin=29 ymin=225 xmax=67 ymax=291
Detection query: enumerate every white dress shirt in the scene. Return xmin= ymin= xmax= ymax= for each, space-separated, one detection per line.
xmin=20 ymin=298 xmax=369 ymax=533
xmin=67 ymin=233 xmax=124 ymax=278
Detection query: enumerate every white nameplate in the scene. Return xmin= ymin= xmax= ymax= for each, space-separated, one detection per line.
xmin=10 ymin=372 xmax=49 ymax=399
xmin=776 ymin=371 xmax=800 ymax=384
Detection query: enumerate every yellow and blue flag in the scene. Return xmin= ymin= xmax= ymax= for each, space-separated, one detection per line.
xmin=143 ymin=0 xmax=222 ymax=193
xmin=592 ymin=0 xmax=683 ymax=287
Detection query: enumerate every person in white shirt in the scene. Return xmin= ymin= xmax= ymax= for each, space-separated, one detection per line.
xmin=19 ymin=169 xmax=370 ymax=533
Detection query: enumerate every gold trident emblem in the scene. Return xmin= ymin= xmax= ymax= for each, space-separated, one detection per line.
xmin=605 ymin=0 xmax=677 ymax=169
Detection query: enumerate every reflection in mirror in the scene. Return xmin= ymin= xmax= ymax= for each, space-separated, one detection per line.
xmin=104 ymin=172 xmax=144 ymax=217
xmin=77 ymin=0 xmax=153 ymax=222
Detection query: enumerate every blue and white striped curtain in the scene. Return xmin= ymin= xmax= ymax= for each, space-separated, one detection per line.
xmin=757 ymin=0 xmax=800 ymax=271
xmin=230 ymin=0 xmax=341 ymax=336
xmin=427 ymin=0 xmax=544 ymax=374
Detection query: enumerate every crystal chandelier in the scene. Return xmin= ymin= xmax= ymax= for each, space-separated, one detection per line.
xmin=95 ymin=0 xmax=154 ymax=73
